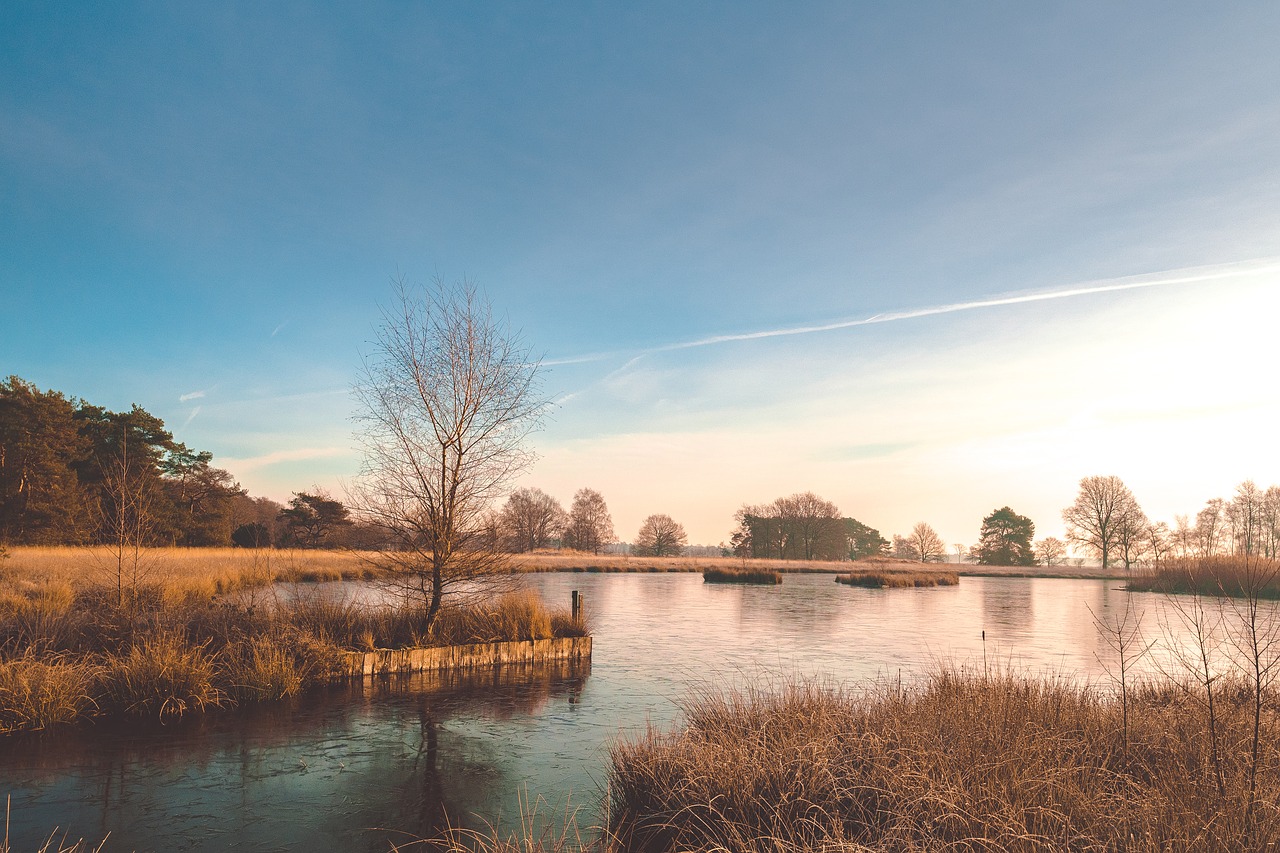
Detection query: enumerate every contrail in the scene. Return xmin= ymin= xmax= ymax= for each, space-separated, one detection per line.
xmin=547 ymin=258 xmax=1277 ymax=369
xmin=657 ymin=258 xmax=1280 ymax=353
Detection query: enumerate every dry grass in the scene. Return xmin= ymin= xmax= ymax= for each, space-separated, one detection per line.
xmin=1130 ymin=555 xmax=1280 ymax=599
xmin=98 ymin=632 xmax=224 ymax=719
xmin=0 ymin=574 xmax=584 ymax=732
xmin=0 ymin=653 xmax=97 ymax=733
xmin=835 ymin=568 xmax=960 ymax=588
xmin=604 ymin=671 xmax=1280 ymax=852
xmin=702 ymin=567 xmax=782 ymax=585
xmin=0 ymin=546 xmax=376 ymax=598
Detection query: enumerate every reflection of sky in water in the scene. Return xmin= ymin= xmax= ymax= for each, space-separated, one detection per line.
xmin=0 ymin=575 xmax=1254 ymax=851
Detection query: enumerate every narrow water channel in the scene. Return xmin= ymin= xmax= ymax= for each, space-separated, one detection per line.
xmin=0 ymin=574 xmax=1190 ymax=851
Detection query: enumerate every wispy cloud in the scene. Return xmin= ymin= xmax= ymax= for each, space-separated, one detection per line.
xmin=182 ymin=406 xmax=201 ymax=427
xmin=271 ymin=321 xmax=288 ymax=337
xmin=549 ymin=258 xmax=1279 ymax=370
xmin=221 ymin=446 xmax=349 ymax=473
xmin=179 ymin=390 xmax=206 ymax=402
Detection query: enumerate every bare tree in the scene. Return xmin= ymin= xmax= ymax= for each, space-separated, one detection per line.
xmin=1144 ymin=521 xmax=1172 ymax=569
xmin=563 ymin=487 xmax=615 ymax=554
xmin=1114 ymin=501 xmax=1150 ymax=571
xmin=351 ymin=277 xmax=545 ymax=629
xmin=1224 ymin=555 xmax=1280 ymax=828
xmin=900 ymin=522 xmax=945 ymax=563
xmin=634 ymin=514 xmax=687 ymax=557
xmin=1195 ymin=498 xmax=1227 ymax=557
xmin=774 ymin=492 xmax=845 ymax=560
xmin=1034 ymin=536 xmax=1066 ymax=566
xmin=1228 ymin=480 xmax=1266 ymax=557
xmin=96 ymin=430 xmax=159 ymax=607
xmin=1172 ymin=514 xmax=1195 ymax=559
xmin=1157 ymin=584 xmax=1228 ymax=798
xmin=1263 ymin=485 xmax=1280 ymax=560
xmin=498 ymin=487 xmax=566 ymax=553
xmin=1090 ymin=596 xmax=1155 ymax=752
xmin=1063 ymin=475 xmax=1141 ymax=570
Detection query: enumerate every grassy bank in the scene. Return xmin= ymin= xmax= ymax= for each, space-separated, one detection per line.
xmin=835 ymin=568 xmax=959 ymax=588
xmin=1128 ymin=555 xmax=1280 ymax=598
xmin=701 ymin=567 xmax=782 ymax=585
xmin=1 ymin=546 xmax=376 ymax=597
xmin=0 ymin=582 xmax=585 ymax=734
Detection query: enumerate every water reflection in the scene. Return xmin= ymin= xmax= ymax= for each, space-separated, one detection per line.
xmin=0 ymin=574 xmax=1233 ymax=852
xmin=982 ymin=577 xmax=1033 ymax=635
xmin=2 ymin=662 xmax=589 ymax=852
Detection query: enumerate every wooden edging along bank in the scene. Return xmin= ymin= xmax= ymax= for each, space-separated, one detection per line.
xmin=340 ymin=636 xmax=592 ymax=678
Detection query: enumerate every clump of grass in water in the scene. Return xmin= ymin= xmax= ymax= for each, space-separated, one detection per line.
xmin=702 ymin=567 xmax=782 ymax=585
xmin=835 ymin=569 xmax=958 ymax=588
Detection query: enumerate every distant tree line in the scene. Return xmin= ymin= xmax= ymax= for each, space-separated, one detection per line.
xmin=729 ymin=492 xmax=890 ymax=562
xmin=1062 ymin=475 xmax=1280 ymax=570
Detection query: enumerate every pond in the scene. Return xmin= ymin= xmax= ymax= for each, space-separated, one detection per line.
xmin=0 ymin=574 xmax=1200 ymax=851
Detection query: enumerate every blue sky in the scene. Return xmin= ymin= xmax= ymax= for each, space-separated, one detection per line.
xmin=3 ymin=3 xmax=1279 ymax=547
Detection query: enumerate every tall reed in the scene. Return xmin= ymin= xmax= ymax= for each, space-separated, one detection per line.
xmin=1130 ymin=555 xmax=1280 ymax=598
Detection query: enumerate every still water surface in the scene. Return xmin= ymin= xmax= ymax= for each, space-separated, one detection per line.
xmin=2 ymin=574 xmax=1171 ymax=851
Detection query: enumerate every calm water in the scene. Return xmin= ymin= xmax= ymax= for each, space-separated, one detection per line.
xmin=1 ymin=574 xmax=1182 ymax=851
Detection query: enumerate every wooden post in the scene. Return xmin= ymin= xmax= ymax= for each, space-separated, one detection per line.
xmin=571 ymin=590 xmax=581 ymax=622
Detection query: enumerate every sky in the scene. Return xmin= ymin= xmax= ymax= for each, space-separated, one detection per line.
xmin=3 ymin=3 xmax=1279 ymax=550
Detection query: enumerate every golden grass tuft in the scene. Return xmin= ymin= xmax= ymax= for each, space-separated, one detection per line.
xmin=701 ymin=567 xmax=783 ymax=585
xmin=99 ymin=632 xmax=225 ymax=719
xmin=430 ymin=590 xmax=556 ymax=645
xmin=218 ymin=635 xmax=306 ymax=702
xmin=0 ymin=653 xmax=97 ymax=733
xmin=835 ymin=569 xmax=959 ymax=588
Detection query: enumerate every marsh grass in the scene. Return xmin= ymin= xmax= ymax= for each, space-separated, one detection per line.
xmin=0 ymin=573 xmax=583 ymax=731
xmin=835 ymin=568 xmax=959 ymax=588
xmin=1130 ymin=556 xmax=1280 ymax=598
xmin=701 ymin=567 xmax=782 ymax=585
xmin=98 ymin=632 xmax=224 ymax=719
xmin=604 ymin=670 xmax=1280 ymax=852
xmin=1 ymin=547 xmax=375 ymax=599
xmin=0 ymin=653 xmax=97 ymax=733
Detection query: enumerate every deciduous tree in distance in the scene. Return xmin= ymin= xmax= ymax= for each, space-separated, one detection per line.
xmin=563 ymin=487 xmax=615 ymax=554
xmin=895 ymin=522 xmax=946 ymax=563
xmin=1063 ymin=475 xmax=1143 ymax=570
xmin=634 ymin=514 xmax=687 ymax=557
xmin=498 ymin=487 xmax=566 ymax=552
